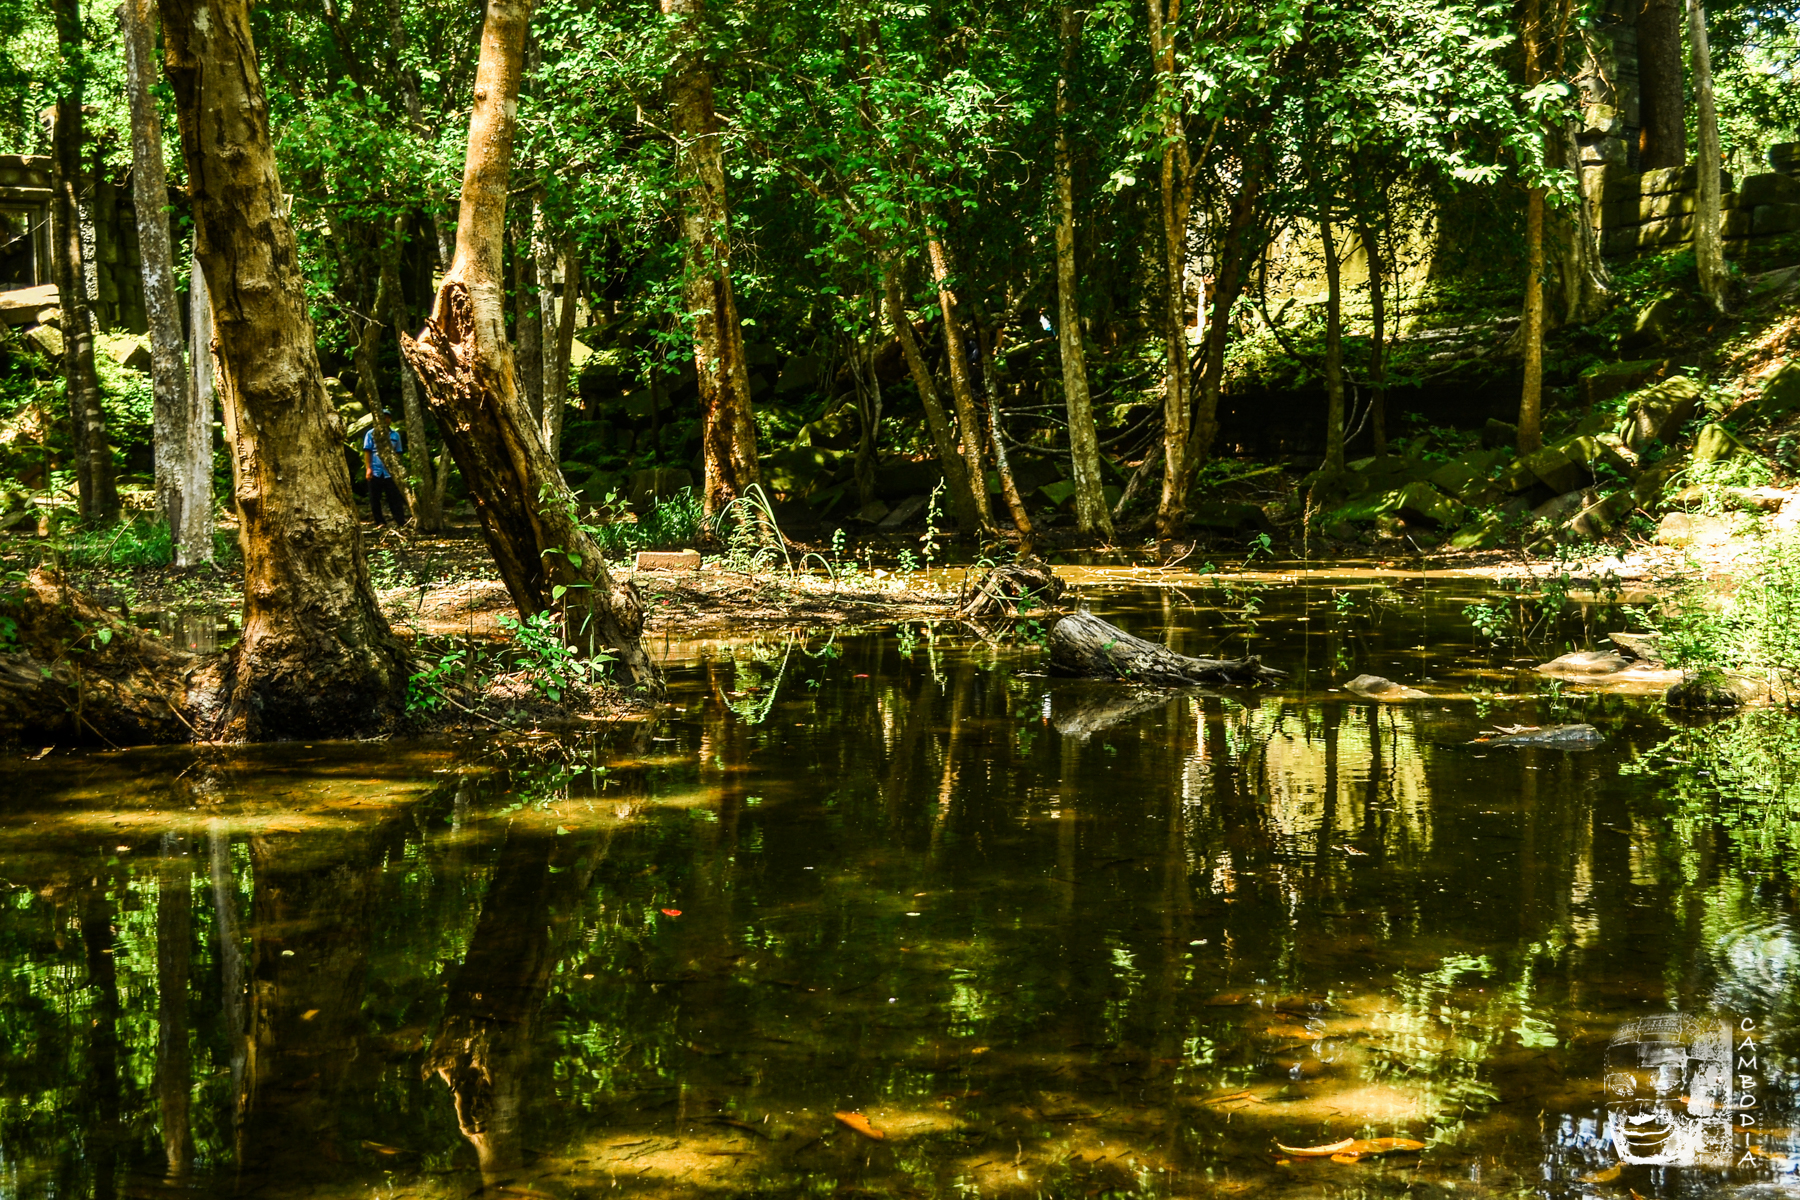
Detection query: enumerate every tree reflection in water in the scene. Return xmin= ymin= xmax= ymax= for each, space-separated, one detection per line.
xmin=0 ymin=588 xmax=1798 ymax=1199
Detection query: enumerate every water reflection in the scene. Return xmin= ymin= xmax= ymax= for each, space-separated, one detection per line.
xmin=1 ymin=580 xmax=1798 ymax=1199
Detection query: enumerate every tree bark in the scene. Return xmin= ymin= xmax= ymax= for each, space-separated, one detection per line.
xmin=1319 ymin=206 xmax=1347 ymax=472
xmin=1148 ymin=0 xmax=1193 ymax=541
xmin=510 ymin=197 xmax=543 ymax=429
xmin=356 ymin=251 xmax=420 ymax=523
xmin=972 ymin=313 xmax=1034 ymax=549
xmin=883 ymin=263 xmax=985 ymax=532
xmin=1055 ymin=0 xmax=1114 ymax=540
xmin=47 ymin=0 xmax=119 ymax=525
xmin=663 ymin=0 xmax=760 ymax=517
xmin=1636 ymin=0 xmax=1687 ymax=170
xmin=924 ymin=231 xmax=996 ymax=529
xmin=190 ymin=251 xmax=231 ymax=551
xmin=122 ymin=0 xmax=211 ymax=565
xmin=1189 ymin=164 xmax=1260 ymax=471
xmin=161 ymin=0 xmax=409 ymax=738
xmin=541 ymin=233 xmax=578 ymax=458
xmin=386 ymin=224 xmax=443 ymax=532
xmin=401 ymin=0 xmax=658 ymax=691
xmin=1518 ymin=0 xmax=1547 ymax=456
xmin=1048 ymin=610 xmax=1283 ymax=686
xmin=1687 ymin=0 xmax=1727 ymax=310
xmin=1358 ymin=215 xmax=1388 ymax=456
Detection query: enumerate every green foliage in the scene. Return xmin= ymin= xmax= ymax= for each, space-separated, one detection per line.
xmin=497 ymin=610 xmax=614 ymax=703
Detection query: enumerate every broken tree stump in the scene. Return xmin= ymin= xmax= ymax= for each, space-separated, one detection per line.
xmin=1047 ymin=609 xmax=1284 ymax=687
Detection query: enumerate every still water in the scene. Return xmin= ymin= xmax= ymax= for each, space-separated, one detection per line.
xmin=3 ymin=570 xmax=1798 ymax=1200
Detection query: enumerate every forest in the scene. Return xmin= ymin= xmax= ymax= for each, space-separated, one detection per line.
xmin=3 ymin=0 xmax=1800 ymax=1196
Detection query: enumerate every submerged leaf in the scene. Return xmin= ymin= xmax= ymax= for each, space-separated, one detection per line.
xmin=834 ymin=1111 xmax=885 ymax=1140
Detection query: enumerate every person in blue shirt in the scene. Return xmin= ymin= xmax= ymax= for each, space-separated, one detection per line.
xmin=362 ymin=417 xmax=407 ymax=526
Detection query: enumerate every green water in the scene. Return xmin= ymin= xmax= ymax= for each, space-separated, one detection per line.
xmin=3 ymin=572 xmax=1798 ymax=1200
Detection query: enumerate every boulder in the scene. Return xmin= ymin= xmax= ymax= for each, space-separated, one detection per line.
xmin=1532 ymin=488 xmax=1592 ymax=525
xmin=1537 ymin=650 xmax=1632 ymax=676
xmin=1743 ymin=363 xmax=1800 ymax=422
xmin=1619 ymin=376 xmax=1703 ymax=451
xmin=97 ymin=332 xmax=151 ymax=372
xmin=1344 ymin=674 xmax=1430 ymax=701
xmin=1480 ymin=418 xmax=1518 ymax=450
xmin=1579 ymin=359 xmax=1665 ymax=408
xmin=1655 ymin=511 xmax=1733 ymax=547
xmin=1691 ymin=422 xmax=1745 ymax=464
xmin=1666 ymin=675 xmax=1747 ymax=710
xmin=1608 ymin=632 xmax=1664 ymax=664
xmin=1627 ymin=291 xmax=1686 ymax=347
xmin=1566 ymin=489 xmax=1636 ymax=538
xmin=22 ymin=324 xmax=62 ymax=360
xmin=1390 ymin=481 xmax=1464 ymax=527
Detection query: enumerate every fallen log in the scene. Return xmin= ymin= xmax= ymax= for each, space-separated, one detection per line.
xmin=0 ymin=569 xmax=198 ymax=745
xmin=1047 ymin=609 xmax=1284 ymax=687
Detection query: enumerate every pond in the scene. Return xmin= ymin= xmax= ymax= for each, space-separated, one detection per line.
xmin=3 ymin=567 xmax=1797 ymax=1200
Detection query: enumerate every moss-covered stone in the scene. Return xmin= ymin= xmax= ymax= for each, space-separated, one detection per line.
xmin=1619 ymin=376 xmax=1704 ymax=451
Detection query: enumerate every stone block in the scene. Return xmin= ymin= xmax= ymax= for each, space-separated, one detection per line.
xmin=1600 ymin=227 xmax=1640 ymax=256
xmin=1639 ymin=164 xmax=1732 ymax=195
xmin=1743 ymin=363 xmax=1800 ymax=422
xmin=1638 ymin=215 xmax=1694 ymax=247
xmin=1773 ymin=143 xmax=1799 ymax=176
xmin=1740 ymin=173 xmax=1800 ymax=207
xmin=1390 ymin=481 xmax=1464 ymax=527
xmin=1581 ymin=103 xmax=1621 ymax=138
xmin=1627 ymin=292 xmax=1687 ymax=347
xmin=1753 ymin=204 xmax=1800 ymax=237
xmin=628 ymin=466 xmax=694 ymax=511
xmin=22 ymin=323 xmax=62 ymax=359
xmin=1532 ymin=488 xmax=1592 ymax=524
xmin=1724 ymin=209 xmax=1753 ymax=238
xmin=1522 ymin=444 xmax=1589 ymax=494
xmin=1579 ymin=358 xmax=1663 ymax=407
xmin=634 ymin=549 xmax=701 ymax=571
xmin=1638 ymin=191 xmax=1697 ymax=221
xmin=1692 ymin=423 xmax=1744 ymax=464
xmin=1620 ymin=375 xmax=1703 ymax=451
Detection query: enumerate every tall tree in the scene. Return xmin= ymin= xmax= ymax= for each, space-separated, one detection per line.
xmin=1147 ymin=0 xmax=1194 ymax=541
xmin=121 ymin=0 xmax=211 ymax=564
xmin=47 ymin=0 xmax=119 ymax=525
xmin=1517 ymin=0 xmax=1548 ymax=456
xmin=403 ymin=0 xmax=659 ymax=690
xmin=161 ymin=0 xmax=409 ymax=738
xmin=663 ymin=0 xmax=761 ymax=517
xmin=1636 ymin=0 xmax=1687 ymax=169
xmin=925 ymin=229 xmax=998 ymax=531
xmin=1054 ymin=0 xmax=1114 ymax=540
xmin=1687 ymin=0 xmax=1728 ymax=310
xmin=884 ymin=264 xmax=985 ymax=532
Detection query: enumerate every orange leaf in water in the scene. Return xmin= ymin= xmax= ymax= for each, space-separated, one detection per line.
xmin=661 ymin=908 xmax=682 ymax=917
xmin=834 ymin=1111 xmax=885 ymax=1140
xmin=1277 ymin=1137 xmax=1425 ymax=1161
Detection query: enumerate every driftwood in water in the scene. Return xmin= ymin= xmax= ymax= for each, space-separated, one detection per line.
xmin=959 ymin=560 xmax=1065 ymax=621
xmin=0 ymin=569 xmax=197 ymax=744
xmin=1048 ymin=609 xmax=1284 ymax=686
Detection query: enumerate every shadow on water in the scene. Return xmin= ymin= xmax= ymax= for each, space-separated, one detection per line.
xmin=2 ymin=573 xmax=1798 ymax=1200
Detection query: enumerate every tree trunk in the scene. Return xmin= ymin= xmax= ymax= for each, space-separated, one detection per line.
xmin=541 ymin=233 xmax=578 ymax=458
xmin=161 ymin=0 xmax=409 ymax=738
xmin=883 ymin=263 xmax=984 ymax=533
xmin=387 ymin=235 xmax=443 ymax=532
xmin=510 ymin=198 xmax=543 ymax=430
xmin=1519 ymin=184 xmax=1547 ymax=456
xmin=1550 ymin=122 xmax=1613 ymax=325
xmin=663 ymin=0 xmax=760 ymax=517
xmin=1148 ymin=0 xmax=1192 ymax=542
xmin=1048 ymin=609 xmax=1283 ymax=685
xmin=1358 ymin=215 xmax=1388 ymax=456
xmin=1319 ymin=208 xmax=1347 ymax=472
xmin=1687 ymin=0 xmax=1727 ymax=310
xmin=1636 ymin=0 xmax=1687 ymax=170
xmin=190 ymin=251 xmax=231 ymax=553
xmin=123 ymin=0 xmax=210 ymax=564
xmin=47 ymin=0 xmax=119 ymax=525
xmin=400 ymin=0 xmax=658 ymax=691
xmin=1055 ymin=0 xmax=1114 ymax=540
xmin=1189 ymin=164 xmax=1260 ymax=471
xmin=924 ymin=231 xmax=996 ymax=529
xmin=973 ymin=314 xmax=1034 ymax=548
xmin=356 ymin=252 xmax=420 ymax=523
